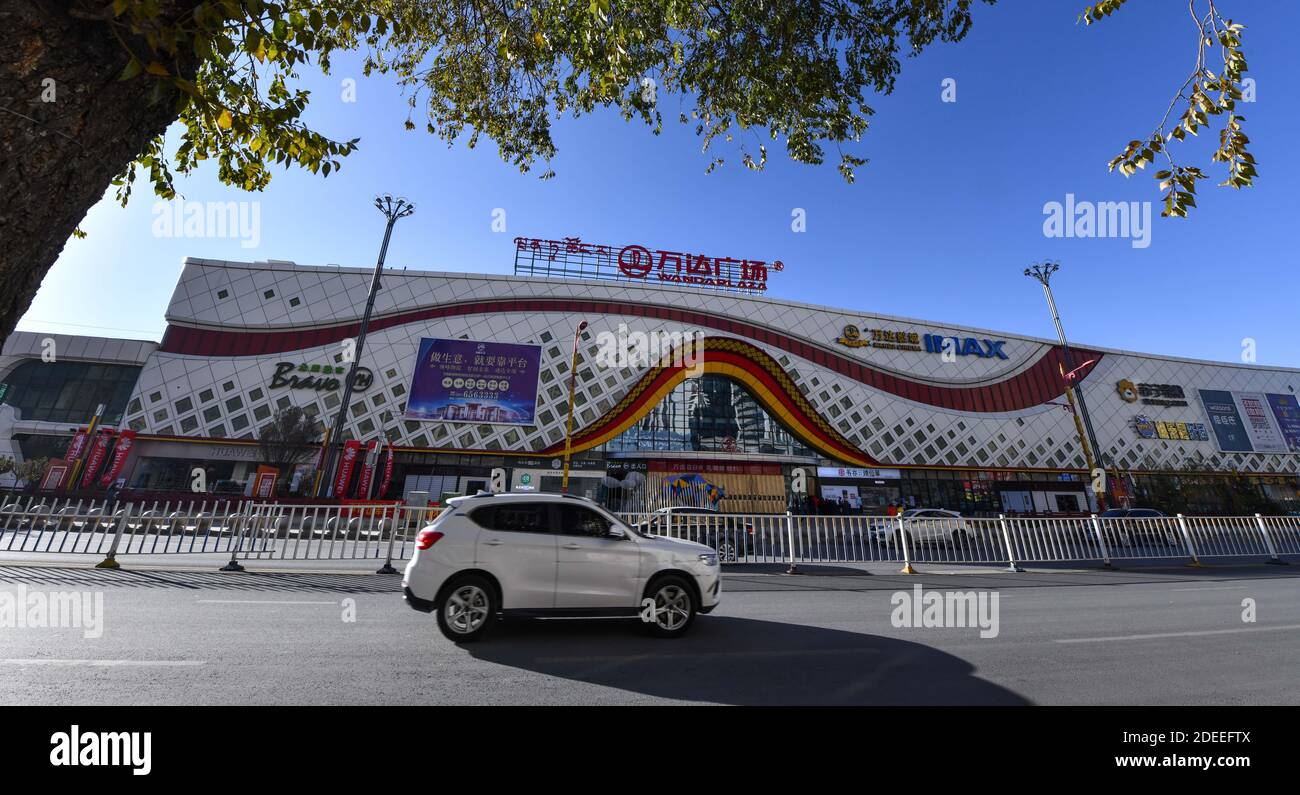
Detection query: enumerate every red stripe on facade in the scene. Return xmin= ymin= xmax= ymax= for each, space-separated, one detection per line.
xmin=158 ymin=297 xmax=1100 ymax=412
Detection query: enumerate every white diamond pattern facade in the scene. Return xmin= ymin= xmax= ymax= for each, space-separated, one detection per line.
xmin=121 ymin=258 xmax=1300 ymax=476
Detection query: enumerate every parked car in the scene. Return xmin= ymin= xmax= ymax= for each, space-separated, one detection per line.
xmin=874 ymin=508 xmax=972 ymax=546
xmin=1097 ymin=508 xmax=1178 ymax=546
xmin=634 ymin=506 xmax=755 ymax=562
xmin=403 ymin=493 xmax=721 ymax=642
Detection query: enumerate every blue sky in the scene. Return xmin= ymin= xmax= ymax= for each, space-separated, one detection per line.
xmin=21 ymin=0 xmax=1300 ymax=367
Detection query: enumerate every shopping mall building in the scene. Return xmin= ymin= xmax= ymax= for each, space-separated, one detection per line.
xmin=3 ymin=238 xmax=1299 ymax=515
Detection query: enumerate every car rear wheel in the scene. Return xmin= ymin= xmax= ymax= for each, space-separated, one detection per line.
xmin=643 ymin=575 xmax=698 ymax=638
xmin=435 ymin=575 xmax=497 ymax=644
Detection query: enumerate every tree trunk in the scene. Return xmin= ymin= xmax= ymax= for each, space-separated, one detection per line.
xmin=0 ymin=1 xmax=201 ymax=342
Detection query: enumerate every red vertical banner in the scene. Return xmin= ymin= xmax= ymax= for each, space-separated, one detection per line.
xmin=98 ymin=429 xmax=137 ymax=487
xmin=355 ymin=440 xmax=379 ymax=499
xmin=334 ymin=440 xmax=363 ymax=498
xmin=378 ymin=441 xmax=396 ymax=498
xmin=65 ymin=428 xmax=90 ymax=462
xmin=79 ymin=429 xmax=116 ymax=489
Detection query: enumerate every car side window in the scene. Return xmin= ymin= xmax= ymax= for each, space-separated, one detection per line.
xmin=470 ymin=504 xmax=552 ymax=534
xmin=557 ymin=504 xmax=615 ymax=538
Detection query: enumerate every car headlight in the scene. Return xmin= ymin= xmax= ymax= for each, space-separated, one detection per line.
xmin=698 ymin=553 xmax=718 ymax=567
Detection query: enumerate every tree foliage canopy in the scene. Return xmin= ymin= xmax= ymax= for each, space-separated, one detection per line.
xmin=98 ymin=0 xmax=989 ymax=207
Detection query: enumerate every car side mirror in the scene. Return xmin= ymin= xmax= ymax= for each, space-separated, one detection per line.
xmin=607 ymin=527 xmax=627 ymax=540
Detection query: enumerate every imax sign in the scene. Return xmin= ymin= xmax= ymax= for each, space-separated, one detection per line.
xmin=922 ymin=334 xmax=1008 ymax=360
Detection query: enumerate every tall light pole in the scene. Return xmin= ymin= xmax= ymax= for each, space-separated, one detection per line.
xmin=560 ymin=320 xmax=588 ymax=493
xmin=1024 ymin=261 xmax=1109 ymax=511
xmin=317 ymin=195 xmax=415 ymax=498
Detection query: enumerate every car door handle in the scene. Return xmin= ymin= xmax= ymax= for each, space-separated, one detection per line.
xmin=483 ymin=539 xmax=504 ymax=546
xmin=561 ymin=543 xmax=582 ymax=549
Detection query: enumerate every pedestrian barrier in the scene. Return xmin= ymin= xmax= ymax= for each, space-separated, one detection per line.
xmin=1 ymin=495 xmax=1297 ymax=571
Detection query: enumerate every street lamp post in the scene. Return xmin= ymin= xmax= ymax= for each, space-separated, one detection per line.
xmin=560 ymin=320 xmax=588 ymax=493
xmin=1024 ymin=261 xmax=1109 ymax=511
xmin=316 ymin=195 xmax=415 ymax=498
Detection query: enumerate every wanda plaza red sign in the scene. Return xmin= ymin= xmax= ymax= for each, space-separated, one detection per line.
xmin=513 ymin=236 xmax=784 ymax=293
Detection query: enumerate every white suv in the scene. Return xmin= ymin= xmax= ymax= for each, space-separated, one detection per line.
xmin=403 ymin=493 xmax=722 ymax=642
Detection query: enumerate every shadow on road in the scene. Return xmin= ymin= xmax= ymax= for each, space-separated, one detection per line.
xmin=465 ymin=615 xmax=1030 ymax=706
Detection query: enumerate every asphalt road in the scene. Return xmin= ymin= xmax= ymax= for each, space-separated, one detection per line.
xmin=1 ymin=562 xmax=1297 ymax=705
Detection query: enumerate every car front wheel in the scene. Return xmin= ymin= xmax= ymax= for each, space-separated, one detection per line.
xmin=435 ymin=575 xmax=498 ymax=644
xmin=643 ymin=575 xmax=698 ymax=638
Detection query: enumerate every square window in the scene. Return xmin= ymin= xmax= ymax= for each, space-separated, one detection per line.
xmin=149 ymin=391 xmax=163 ymax=404
xmin=276 ymin=396 xmax=292 ymax=409
xmin=175 ymin=397 xmax=193 ymax=414
xmin=208 ymin=424 xmax=226 ymax=437
xmin=230 ymin=414 xmax=249 ymax=431
xmin=357 ymin=418 xmax=376 ymax=435
xmin=288 ymin=297 xmax=300 ymax=307
xmin=180 ymin=416 xmax=199 ymax=433
xmin=263 ymin=289 xmax=275 ymax=299
xmin=217 ymin=289 xmax=229 ymax=300
xmin=248 ymin=388 xmax=264 ymax=402
xmin=152 ymin=409 xmax=168 ymax=422
xmin=203 ymin=406 xmax=222 ymax=422
xmin=253 ymin=404 xmax=271 ymax=421
xmin=222 ymin=381 xmax=235 ymax=392
xmin=225 ymin=396 xmax=243 ymax=412
xmin=199 ymin=389 xmax=215 ymax=404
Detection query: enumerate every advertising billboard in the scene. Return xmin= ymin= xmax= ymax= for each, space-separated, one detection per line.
xmin=1197 ymin=389 xmax=1254 ymax=452
xmin=1265 ymin=393 xmax=1300 ymax=453
xmin=1233 ymin=392 xmax=1288 ymax=454
xmin=404 ymin=337 xmax=542 ymax=425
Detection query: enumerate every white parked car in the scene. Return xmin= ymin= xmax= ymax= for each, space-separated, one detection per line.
xmin=403 ymin=493 xmax=722 ymax=642
xmin=876 ymin=508 xmax=973 ymax=546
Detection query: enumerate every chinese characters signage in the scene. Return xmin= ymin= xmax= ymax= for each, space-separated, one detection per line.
xmin=1265 ymin=393 xmax=1300 ymax=453
xmin=512 ymin=236 xmax=783 ymax=294
xmin=1116 ymin=379 xmax=1189 ymax=408
xmin=835 ymin=326 xmax=922 ymax=352
xmin=404 ymin=338 xmax=542 ymax=425
xmin=1133 ymin=415 xmax=1209 ymax=442
xmin=1196 ymin=389 xmax=1293 ymax=454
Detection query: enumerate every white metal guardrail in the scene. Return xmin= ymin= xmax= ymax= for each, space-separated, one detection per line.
xmin=2 ymin=496 xmax=1297 ymax=571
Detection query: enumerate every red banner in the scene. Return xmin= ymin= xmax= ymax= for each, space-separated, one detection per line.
xmin=333 ymin=440 xmax=363 ymax=498
xmin=355 ymin=440 xmax=379 ymax=499
xmin=378 ymin=441 xmax=396 ymax=498
xmin=65 ymin=428 xmax=90 ymax=462
xmin=98 ymin=429 xmax=137 ymax=487
xmin=79 ymin=429 xmax=116 ymax=489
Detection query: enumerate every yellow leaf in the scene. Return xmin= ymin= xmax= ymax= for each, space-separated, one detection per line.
xmin=145 ymin=61 xmax=170 ymax=76
xmin=217 ymin=110 xmax=233 ymax=129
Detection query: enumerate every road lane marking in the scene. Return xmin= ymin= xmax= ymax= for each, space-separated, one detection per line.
xmin=0 ymin=659 xmax=205 ymax=667
xmin=196 ymin=599 xmax=337 ymax=605
xmin=1055 ymin=623 xmax=1300 ymax=644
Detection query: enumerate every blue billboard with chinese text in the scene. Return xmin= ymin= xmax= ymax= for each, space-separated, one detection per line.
xmin=404 ymin=338 xmax=542 ymax=425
